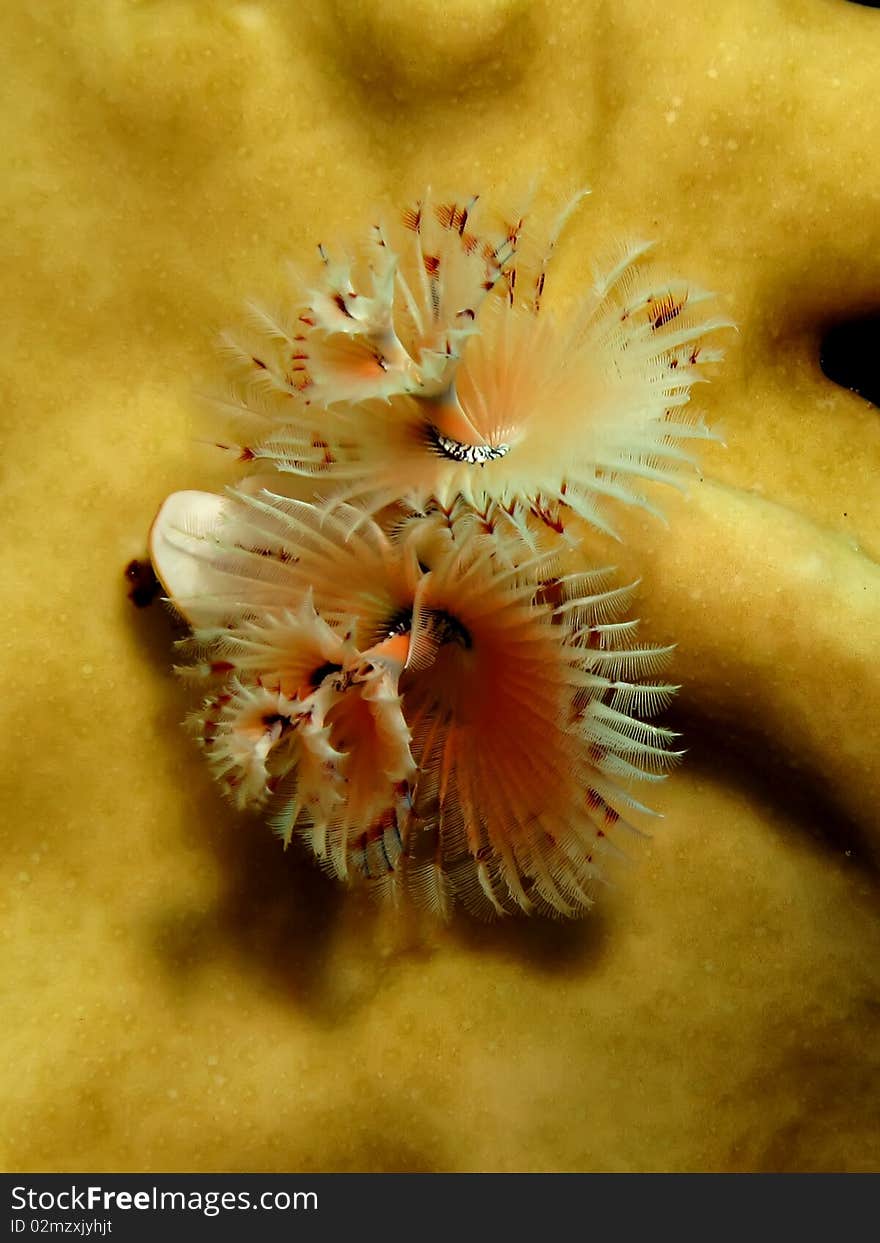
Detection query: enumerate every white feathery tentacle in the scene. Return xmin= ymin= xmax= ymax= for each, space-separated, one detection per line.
xmin=210 ymin=191 xmax=729 ymax=541
xmin=153 ymin=488 xmax=683 ymax=918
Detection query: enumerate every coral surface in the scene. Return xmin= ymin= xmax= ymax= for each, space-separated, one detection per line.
xmin=2 ymin=0 xmax=879 ymax=1173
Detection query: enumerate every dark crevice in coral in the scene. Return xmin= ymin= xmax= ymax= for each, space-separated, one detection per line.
xmin=820 ymin=315 xmax=880 ymax=407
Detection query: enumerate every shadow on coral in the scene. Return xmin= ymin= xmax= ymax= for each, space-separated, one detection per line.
xmin=123 ymin=582 xmax=356 ymax=1017
xmin=301 ymin=0 xmax=538 ymax=129
xmin=449 ymin=892 xmax=611 ymax=976
xmin=302 ymin=1096 xmax=456 ymax=1173
xmin=122 ymin=572 xmax=187 ymax=675
xmin=149 ymin=813 xmax=356 ymax=1013
xmin=820 ymin=312 xmax=880 ymax=408
xmin=724 ymin=1004 xmax=880 ymax=1173
xmin=670 ymin=704 xmax=878 ymax=878
xmin=128 ymin=571 xmax=614 ymax=1015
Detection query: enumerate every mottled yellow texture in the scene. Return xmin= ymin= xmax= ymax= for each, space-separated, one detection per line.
xmin=2 ymin=0 xmax=879 ymax=1172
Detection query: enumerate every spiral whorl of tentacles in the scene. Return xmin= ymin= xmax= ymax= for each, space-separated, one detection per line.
xmin=150 ymin=190 xmax=727 ymax=917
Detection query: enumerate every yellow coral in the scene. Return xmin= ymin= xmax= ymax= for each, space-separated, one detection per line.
xmin=3 ymin=0 xmax=879 ymax=1175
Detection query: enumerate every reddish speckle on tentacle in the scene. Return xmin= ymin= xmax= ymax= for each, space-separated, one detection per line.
xmin=435 ymin=201 xmax=471 ymax=234
xmin=534 ymin=270 xmax=546 ymax=312
xmin=402 ymin=204 xmax=422 ymax=233
xmin=332 ymin=292 xmax=355 ymax=319
xmin=649 ymin=291 xmax=688 ymax=330
xmin=312 ymin=437 xmax=335 ymax=466
xmin=530 ymin=495 xmax=566 ymax=534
